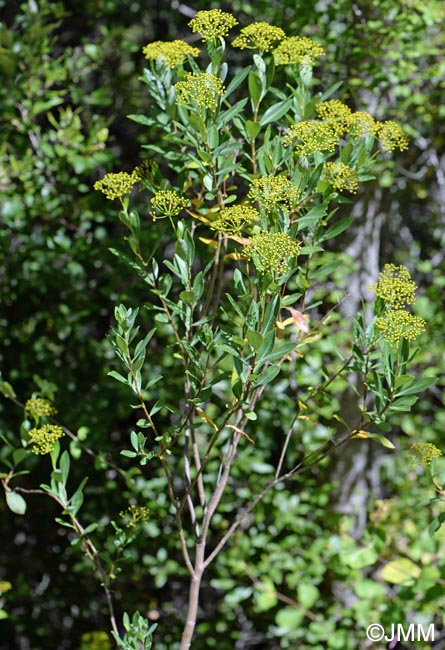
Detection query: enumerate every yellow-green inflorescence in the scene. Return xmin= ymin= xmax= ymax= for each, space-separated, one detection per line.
xmin=188 ymin=9 xmax=238 ymax=41
xmin=0 ymin=580 xmax=12 ymax=594
xmin=174 ymin=72 xmax=225 ymax=110
xmin=283 ymin=121 xmax=340 ymax=156
xmin=142 ymin=40 xmax=200 ymax=68
xmin=25 ymin=397 xmax=57 ymax=418
xmin=323 ymin=162 xmax=359 ymax=193
xmin=81 ymin=631 xmax=112 ymax=650
xmin=375 ymin=310 xmax=426 ymax=344
xmin=348 ymin=111 xmax=376 ymax=138
xmin=232 ymin=22 xmax=285 ymax=52
xmin=94 ymin=171 xmax=139 ymax=200
xmin=150 ymin=190 xmax=188 ymax=220
xmin=369 ymin=264 xmax=417 ymax=307
xmin=316 ymin=99 xmax=352 ymax=136
xmin=248 ymin=175 xmax=301 ymax=209
xmin=409 ymin=442 xmax=442 ymax=469
xmin=120 ymin=505 xmax=150 ymax=528
xmin=376 ymin=121 xmax=409 ymax=152
xmin=28 ymin=424 xmax=65 ymax=455
xmin=273 ymin=36 xmax=325 ymax=66
xmin=369 ymin=264 xmax=426 ymax=344
xmin=243 ymin=232 xmax=301 ymax=275
xmin=210 ymin=205 xmax=259 ymax=235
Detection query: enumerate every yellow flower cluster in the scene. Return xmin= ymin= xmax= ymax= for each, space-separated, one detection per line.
xmin=232 ymin=22 xmax=285 ymax=52
xmin=376 ymin=121 xmax=409 ymax=152
xmin=94 ymin=172 xmax=139 ymax=200
xmin=248 ymin=175 xmax=301 ymax=209
xmin=210 ymin=205 xmax=259 ymax=234
xmin=189 ymin=9 xmax=238 ymax=41
xmin=0 ymin=580 xmax=12 ymax=594
xmin=142 ymin=40 xmax=200 ymax=68
xmin=120 ymin=504 xmax=150 ymax=529
xmin=174 ymin=72 xmax=224 ymax=109
xmin=28 ymin=424 xmax=64 ymax=455
xmin=243 ymin=232 xmax=301 ymax=275
xmin=375 ymin=310 xmax=426 ymax=344
xmin=369 ymin=264 xmax=417 ymax=308
xmin=316 ymin=99 xmax=352 ymax=135
xmin=150 ymin=190 xmax=188 ymax=219
xmin=348 ymin=111 xmax=376 ymax=138
xmin=273 ymin=36 xmax=325 ymax=66
xmin=283 ymin=121 xmax=339 ymax=156
xmin=323 ymin=162 xmax=359 ymax=193
xmin=25 ymin=398 xmax=57 ymax=418
xmin=409 ymin=442 xmax=442 ymax=469
xmin=80 ymin=631 xmax=112 ymax=650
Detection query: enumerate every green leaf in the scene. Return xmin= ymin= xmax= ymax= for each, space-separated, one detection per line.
xmin=298 ymin=583 xmax=319 ymax=609
xmin=380 ymin=558 xmax=420 ymax=585
xmin=216 ymin=98 xmax=249 ymax=127
xmin=5 ymin=490 xmax=27 ymax=515
xmin=60 ymin=451 xmax=70 ymax=485
xmin=297 ymin=203 xmax=327 ymax=231
xmin=355 ymin=431 xmax=395 ymax=449
xmin=343 ymin=545 xmax=378 ymax=569
xmin=245 ymin=120 xmax=262 ymax=140
xmin=248 ymin=71 xmax=262 ymax=108
xmin=108 ymin=370 xmax=128 ymax=385
xmin=259 ymin=98 xmax=292 ymax=126
xmin=275 ymin=606 xmax=304 ymax=631
xmin=221 ymin=67 xmax=250 ymax=101
xmin=179 ymin=290 xmax=195 ymax=304
xmin=0 ymin=381 xmax=16 ymax=399
xmin=121 ymin=450 xmax=138 ymax=458
xmin=246 ymin=329 xmax=263 ymax=351
xmin=394 ymin=376 xmax=435 ymax=397
xmin=127 ymin=114 xmax=155 ymax=126
xmin=319 ymin=217 xmax=353 ymax=242
xmin=253 ymin=365 xmax=281 ymax=387
xmin=255 ymin=580 xmax=277 ymax=611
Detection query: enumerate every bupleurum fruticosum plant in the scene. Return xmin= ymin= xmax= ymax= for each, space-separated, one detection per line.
xmin=89 ymin=8 xmax=426 ymax=648
xmin=1 ymin=8 xmax=431 ymax=650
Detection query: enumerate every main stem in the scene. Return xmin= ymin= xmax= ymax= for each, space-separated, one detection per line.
xmin=180 ymin=542 xmax=205 ymax=650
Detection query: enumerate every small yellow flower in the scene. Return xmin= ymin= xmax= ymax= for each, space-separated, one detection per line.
xmin=248 ymin=175 xmax=301 ymax=209
xmin=25 ymin=398 xmax=57 ymax=418
xmin=323 ymin=162 xmax=359 ymax=193
xmin=369 ymin=264 xmax=417 ymax=308
xmin=409 ymin=443 xmax=442 ymax=469
xmin=232 ymin=23 xmax=285 ymax=52
xmin=174 ymin=72 xmax=224 ymax=110
xmin=243 ymin=232 xmax=301 ymax=275
xmin=81 ymin=631 xmax=112 ymax=650
xmin=375 ymin=121 xmax=409 ymax=152
xmin=375 ymin=310 xmax=426 ymax=344
xmin=120 ymin=505 xmax=150 ymax=529
xmin=189 ymin=9 xmax=238 ymax=41
xmin=142 ymin=40 xmax=200 ymax=68
xmin=316 ymin=99 xmax=352 ymax=136
xmin=347 ymin=111 xmax=376 ymax=138
xmin=150 ymin=190 xmax=188 ymax=220
xmin=273 ymin=36 xmax=325 ymax=66
xmin=210 ymin=205 xmax=259 ymax=234
xmin=28 ymin=424 xmax=65 ymax=455
xmin=0 ymin=580 xmax=12 ymax=594
xmin=283 ymin=121 xmax=339 ymax=156
xmin=94 ymin=172 xmax=139 ymax=200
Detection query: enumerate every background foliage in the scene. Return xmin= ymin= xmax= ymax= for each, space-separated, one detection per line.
xmin=1 ymin=1 xmax=444 ymax=649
